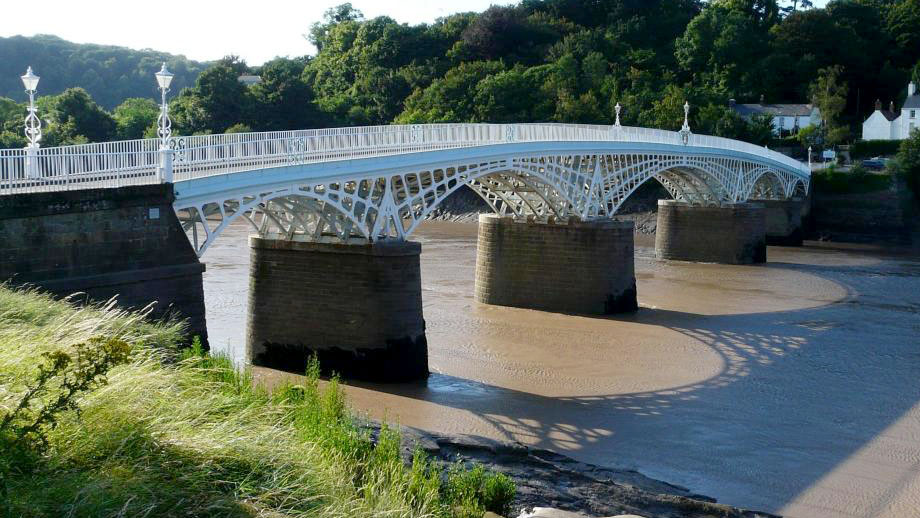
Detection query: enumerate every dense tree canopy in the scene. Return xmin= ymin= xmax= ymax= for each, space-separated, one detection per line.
xmin=1 ymin=0 xmax=918 ymax=148
xmin=0 ymin=35 xmax=206 ymax=109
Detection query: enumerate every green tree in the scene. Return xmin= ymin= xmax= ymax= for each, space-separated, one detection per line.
xmin=810 ymin=65 xmax=849 ymax=146
xmin=172 ymin=63 xmax=254 ymax=134
xmin=251 ymin=58 xmax=321 ymax=130
xmin=675 ymin=1 xmax=775 ymax=97
xmin=309 ymin=3 xmax=364 ymax=51
xmin=38 ymin=88 xmax=116 ymax=145
xmin=113 ymin=98 xmax=158 ymax=140
xmin=886 ymin=0 xmax=920 ymax=68
xmin=896 ymin=128 xmax=920 ymax=200
xmin=396 ymin=61 xmax=504 ymax=123
xmin=473 ymin=66 xmax=553 ymax=122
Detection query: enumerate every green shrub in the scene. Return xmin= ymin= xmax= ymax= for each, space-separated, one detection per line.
xmin=0 ymin=336 xmax=132 ymax=450
xmin=812 ymin=168 xmax=892 ymax=194
xmin=444 ymin=462 xmax=517 ymax=517
xmin=895 ymin=128 xmax=920 ymax=201
xmin=850 ymin=140 xmax=902 ymax=159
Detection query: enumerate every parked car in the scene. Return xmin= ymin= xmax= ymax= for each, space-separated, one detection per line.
xmin=861 ymin=157 xmax=888 ymax=170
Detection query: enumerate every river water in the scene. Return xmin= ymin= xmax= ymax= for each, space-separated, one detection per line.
xmin=203 ymin=220 xmax=920 ymax=518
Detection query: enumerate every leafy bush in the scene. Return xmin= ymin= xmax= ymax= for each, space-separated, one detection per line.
xmin=895 ymin=128 xmax=920 ymax=201
xmin=444 ymin=462 xmax=517 ymax=517
xmin=0 ymin=336 xmax=131 ymax=450
xmin=812 ymin=167 xmax=892 ymax=194
xmin=850 ymin=140 xmax=903 ymax=160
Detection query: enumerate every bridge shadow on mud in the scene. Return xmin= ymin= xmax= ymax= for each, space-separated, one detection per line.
xmin=348 ymin=250 xmax=920 ymax=515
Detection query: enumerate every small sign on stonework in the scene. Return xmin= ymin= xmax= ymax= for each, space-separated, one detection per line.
xmin=149 ymin=208 xmax=160 ymax=220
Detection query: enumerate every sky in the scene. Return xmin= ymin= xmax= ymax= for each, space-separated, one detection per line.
xmin=0 ymin=0 xmax=514 ymax=65
xmin=1 ymin=0 xmax=828 ymax=66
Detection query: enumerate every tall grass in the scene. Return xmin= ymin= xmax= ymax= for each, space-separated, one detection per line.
xmin=0 ymin=287 xmax=514 ymax=518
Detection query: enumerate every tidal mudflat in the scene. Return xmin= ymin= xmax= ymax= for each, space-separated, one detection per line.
xmin=204 ymin=220 xmax=920 ymax=518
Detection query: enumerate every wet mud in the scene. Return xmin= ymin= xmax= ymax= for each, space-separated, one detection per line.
xmin=203 ymin=220 xmax=920 ymax=518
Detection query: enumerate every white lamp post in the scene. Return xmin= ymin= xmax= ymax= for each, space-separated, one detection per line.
xmin=679 ymin=101 xmax=692 ymax=145
xmin=21 ymin=67 xmax=41 ymax=149
xmin=155 ymin=63 xmax=174 ymax=182
xmin=614 ymin=102 xmax=622 ymax=127
xmin=21 ymin=66 xmax=41 ymax=180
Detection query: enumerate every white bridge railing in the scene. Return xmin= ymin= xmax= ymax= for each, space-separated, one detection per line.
xmin=0 ymin=123 xmax=809 ymax=195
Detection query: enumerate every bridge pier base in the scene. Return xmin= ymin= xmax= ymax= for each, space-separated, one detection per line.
xmin=655 ymin=200 xmax=766 ymax=264
xmin=246 ymin=237 xmax=428 ymax=382
xmin=0 ymin=184 xmax=207 ymax=343
xmin=474 ymin=214 xmax=637 ymax=315
xmin=759 ymin=199 xmax=805 ymax=246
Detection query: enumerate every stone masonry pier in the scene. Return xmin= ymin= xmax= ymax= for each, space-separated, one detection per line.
xmin=474 ymin=214 xmax=637 ymax=315
xmin=246 ymin=236 xmax=428 ymax=382
xmin=759 ymin=198 xmax=805 ymax=246
xmin=0 ymin=184 xmax=207 ymax=342
xmin=655 ymin=200 xmax=766 ymax=264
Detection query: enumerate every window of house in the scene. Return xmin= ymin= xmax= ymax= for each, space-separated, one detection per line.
xmin=911 ymin=110 xmax=916 ymax=118
xmin=777 ymin=116 xmax=784 ymax=127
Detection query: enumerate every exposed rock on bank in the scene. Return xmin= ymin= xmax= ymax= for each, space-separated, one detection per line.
xmin=393 ymin=427 xmax=778 ymax=518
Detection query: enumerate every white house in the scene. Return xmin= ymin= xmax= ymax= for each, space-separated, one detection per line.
xmin=730 ymin=97 xmax=821 ymax=136
xmin=861 ymin=82 xmax=919 ymax=141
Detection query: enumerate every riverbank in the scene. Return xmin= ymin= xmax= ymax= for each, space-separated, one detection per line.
xmin=0 ymin=287 xmax=517 ymax=518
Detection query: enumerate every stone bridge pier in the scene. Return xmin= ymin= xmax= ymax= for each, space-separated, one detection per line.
xmin=0 ymin=185 xmax=208 ymax=342
xmin=758 ymin=198 xmax=806 ymax=246
xmin=245 ymin=237 xmax=428 ymax=381
xmin=474 ymin=214 xmax=638 ymax=315
xmin=655 ymin=200 xmax=767 ymax=264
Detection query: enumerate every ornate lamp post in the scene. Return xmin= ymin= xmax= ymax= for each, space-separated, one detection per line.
xmin=21 ymin=67 xmax=41 ymax=148
xmin=679 ymin=101 xmax=692 ymax=145
xmin=614 ymin=102 xmax=622 ymax=128
xmin=21 ymin=67 xmax=41 ymax=179
xmin=155 ymin=63 xmax=174 ymax=182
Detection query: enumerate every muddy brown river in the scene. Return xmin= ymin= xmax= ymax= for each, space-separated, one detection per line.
xmin=203 ymin=220 xmax=920 ymax=518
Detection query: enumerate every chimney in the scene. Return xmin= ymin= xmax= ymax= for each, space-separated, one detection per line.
xmin=729 ymin=98 xmax=736 ymax=108
xmin=910 ymin=82 xmax=917 ymax=97
xmin=875 ymin=99 xmax=882 ymax=111
xmin=890 ymin=101 xmax=896 ymax=112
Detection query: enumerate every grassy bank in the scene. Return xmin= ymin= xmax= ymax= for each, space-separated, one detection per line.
xmin=0 ymin=287 xmax=513 ymax=518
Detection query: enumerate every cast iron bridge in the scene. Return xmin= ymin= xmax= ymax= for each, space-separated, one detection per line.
xmin=0 ymin=123 xmax=810 ymax=256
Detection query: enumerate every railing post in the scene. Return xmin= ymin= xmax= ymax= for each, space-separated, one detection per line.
xmin=25 ymin=145 xmax=39 ymax=180
xmin=158 ymin=146 xmax=173 ymax=183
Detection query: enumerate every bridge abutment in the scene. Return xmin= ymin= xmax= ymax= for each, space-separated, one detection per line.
xmin=655 ymin=200 xmax=767 ymax=264
xmin=0 ymin=184 xmax=207 ymax=341
xmin=246 ymin=236 xmax=428 ymax=382
xmin=474 ymin=214 xmax=637 ymax=314
xmin=758 ymin=199 xmax=805 ymax=246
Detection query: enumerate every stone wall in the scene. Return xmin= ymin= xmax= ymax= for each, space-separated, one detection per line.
xmin=655 ymin=201 xmax=766 ymax=264
xmin=759 ymin=199 xmax=804 ymax=246
xmin=246 ymin=237 xmax=428 ymax=381
xmin=0 ymin=184 xmax=207 ymax=341
xmin=474 ymin=215 xmax=637 ymax=315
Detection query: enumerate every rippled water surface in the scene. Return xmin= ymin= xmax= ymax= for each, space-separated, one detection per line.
xmin=203 ymin=220 xmax=920 ymax=518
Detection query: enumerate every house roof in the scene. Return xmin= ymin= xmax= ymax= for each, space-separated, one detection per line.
xmin=238 ymin=75 xmax=262 ymax=85
xmin=904 ymin=95 xmax=920 ymax=109
xmin=732 ymin=103 xmax=815 ymax=117
xmin=879 ymin=110 xmax=899 ymax=121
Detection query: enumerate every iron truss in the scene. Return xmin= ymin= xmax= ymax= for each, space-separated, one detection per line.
xmin=175 ymin=151 xmax=808 ymax=257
